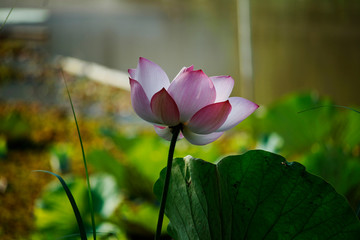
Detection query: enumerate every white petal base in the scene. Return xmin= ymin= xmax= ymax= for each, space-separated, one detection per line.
xmin=182 ymin=127 xmax=223 ymax=145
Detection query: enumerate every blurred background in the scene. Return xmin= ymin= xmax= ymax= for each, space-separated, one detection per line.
xmin=0 ymin=0 xmax=359 ymax=239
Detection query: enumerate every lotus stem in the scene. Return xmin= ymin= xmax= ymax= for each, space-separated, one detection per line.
xmin=155 ymin=124 xmax=181 ymax=240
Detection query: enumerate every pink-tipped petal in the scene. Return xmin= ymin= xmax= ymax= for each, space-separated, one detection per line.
xmin=133 ymin=57 xmax=170 ymax=99
xmin=129 ymin=78 xmax=159 ymax=124
xmin=168 ymin=70 xmax=216 ymax=122
xmin=150 ymin=88 xmax=180 ymax=126
xmin=173 ymin=65 xmax=194 ymax=81
xmin=210 ymin=76 xmax=235 ymax=102
xmin=187 ymin=101 xmax=232 ymax=134
xmin=154 ymin=125 xmax=184 ymax=141
xmin=182 ymin=126 xmax=224 ymax=145
xmin=128 ymin=68 xmax=136 ymax=78
xmin=216 ymin=97 xmax=259 ymax=132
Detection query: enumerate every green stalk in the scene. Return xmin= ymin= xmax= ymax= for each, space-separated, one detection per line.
xmin=0 ymin=8 xmax=13 ymax=32
xmin=298 ymin=105 xmax=360 ymax=114
xmin=61 ymin=70 xmax=96 ymax=240
xmin=155 ymin=125 xmax=181 ymax=240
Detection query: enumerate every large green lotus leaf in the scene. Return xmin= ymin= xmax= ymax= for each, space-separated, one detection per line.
xmin=154 ymin=150 xmax=360 ymax=240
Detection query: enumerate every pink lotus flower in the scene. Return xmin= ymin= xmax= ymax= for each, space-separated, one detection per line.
xmin=129 ymin=57 xmax=259 ymax=145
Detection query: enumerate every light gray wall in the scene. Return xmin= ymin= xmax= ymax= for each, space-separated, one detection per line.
xmin=46 ymin=1 xmax=239 ymax=88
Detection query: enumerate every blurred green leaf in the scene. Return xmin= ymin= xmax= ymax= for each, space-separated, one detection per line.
xmin=90 ymin=174 xmax=122 ymax=218
xmin=99 ymin=127 xmax=138 ymax=152
xmin=0 ymin=135 xmax=7 ymax=158
xmin=87 ymin=149 xmax=125 ymax=189
xmin=50 ymin=144 xmax=73 ymax=174
xmin=0 ymin=111 xmax=31 ymax=138
xmin=154 ymin=150 xmax=360 ymax=239
xmin=101 ymin=128 xmax=222 ymax=184
xmin=301 ymin=146 xmax=360 ymax=196
xmin=118 ymin=200 xmax=169 ymax=236
xmin=34 ymin=174 xmax=122 ymax=239
xmin=340 ymin=109 xmax=360 ymax=149
xmin=95 ymin=222 xmax=127 ymax=240
xmin=99 ymin=128 xmax=169 ymax=186
xmin=34 ymin=172 xmax=87 ymax=240
xmin=257 ymin=93 xmax=335 ymax=154
xmin=127 ymin=136 xmax=171 ymax=183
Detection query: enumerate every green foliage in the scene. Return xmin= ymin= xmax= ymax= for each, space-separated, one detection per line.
xmin=34 ymin=174 xmax=123 ymax=239
xmin=0 ymin=111 xmax=31 ymax=138
xmin=252 ymin=93 xmax=360 ymax=208
xmin=87 ymin=149 xmax=125 ymax=189
xmin=0 ymin=135 xmax=6 ymax=158
xmin=117 ymin=200 xmax=169 ymax=235
xmin=96 ymin=128 xmax=223 ymax=197
xmin=154 ymin=150 xmax=360 ymax=239
xmin=49 ymin=144 xmax=73 ymax=174
xmin=5 ymin=92 xmax=358 ymax=239
xmin=339 ymin=109 xmax=360 ymax=149
xmin=33 ymin=171 xmax=87 ymax=240
xmin=301 ymin=146 xmax=360 ymax=195
xmin=255 ymin=93 xmax=335 ymax=154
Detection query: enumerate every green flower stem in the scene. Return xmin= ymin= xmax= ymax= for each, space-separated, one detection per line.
xmin=155 ymin=125 xmax=181 ymax=240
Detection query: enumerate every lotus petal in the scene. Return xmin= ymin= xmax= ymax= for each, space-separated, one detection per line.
xmin=182 ymin=127 xmax=224 ymax=145
xmin=131 ymin=57 xmax=170 ymax=99
xmin=129 ymin=78 xmax=159 ymax=124
xmin=216 ymin=97 xmax=259 ymax=132
xmin=210 ymin=75 xmax=234 ymax=103
xmin=168 ymin=70 xmax=216 ymax=121
xmin=187 ymin=101 xmax=231 ymax=134
xmin=151 ymin=88 xmax=180 ymax=126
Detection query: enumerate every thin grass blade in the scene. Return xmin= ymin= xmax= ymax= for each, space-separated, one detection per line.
xmin=298 ymin=105 xmax=360 ymax=114
xmin=60 ymin=70 xmax=97 ymax=240
xmin=0 ymin=8 xmax=14 ymax=32
xmin=33 ymin=170 xmax=87 ymax=240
